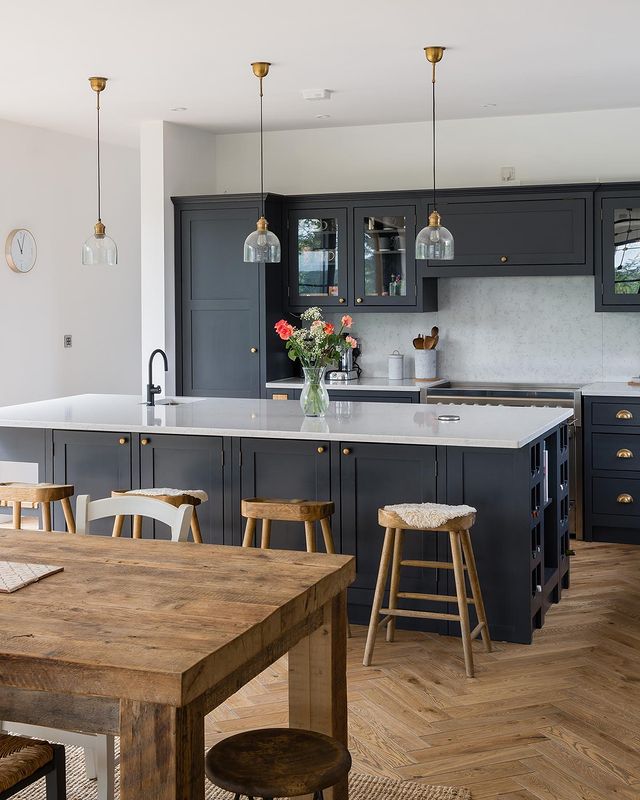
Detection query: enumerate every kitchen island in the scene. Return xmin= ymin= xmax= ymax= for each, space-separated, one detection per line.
xmin=0 ymin=394 xmax=572 ymax=643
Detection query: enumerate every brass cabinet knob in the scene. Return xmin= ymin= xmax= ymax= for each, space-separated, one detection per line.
xmin=500 ymin=255 xmax=508 ymax=263
xmin=338 ymin=297 xmax=346 ymax=304
xmin=317 ymin=446 xmax=326 ymax=454
xmin=141 ymin=438 xmax=150 ymax=446
xmin=616 ymin=448 xmax=634 ymax=459
xmin=617 ymin=493 xmax=634 ymax=504
xmin=250 ymin=347 xmax=258 ymax=354
xmin=342 ymin=447 xmax=352 ymax=456
xmin=356 ymin=297 xmax=363 ymax=304
xmin=616 ymin=409 xmax=633 ymax=420
xmin=118 ymin=437 xmax=127 ymax=445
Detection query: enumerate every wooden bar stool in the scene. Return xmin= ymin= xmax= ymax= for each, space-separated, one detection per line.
xmin=363 ymin=505 xmax=491 ymax=678
xmin=110 ymin=489 xmax=204 ymax=542
xmin=205 ymin=728 xmax=351 ymax=800
xmin=0 ymin=483 xmax=75 ymax=533
xmin=241 ymin=498 xmax=337 ymax=554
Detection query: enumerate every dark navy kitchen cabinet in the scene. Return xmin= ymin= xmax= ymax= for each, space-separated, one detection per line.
xmin=52 ymin=430 xmax=134 ymax=535
xmin=420 ymin=189 xmax=593 ymax=277
xmin=337 ymin=441 xmax=441 ymax=629
xmin=173 ymin=194 xmax=290 ymax=399
xmin=138 ymin=433 xmax=225 ymax=544
xmin=595 ymin=186 xmax=640 ymax=310
xmin=235 ymin=437 xmax=332 ymax=551
xmin=584 ymin=395 xmax=640 ymax=542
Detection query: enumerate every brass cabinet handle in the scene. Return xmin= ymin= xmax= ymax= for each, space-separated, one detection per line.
xmin=141 ymin=438 xmax=150 ymax=446
xmin=118 ymin=437 xmax=127 ymax=445
xmin=250 ymin=347 xmax=258 ymax=354
xmin=356 ymin=297 xmax=363 ymax=304
xmin=617 ymin=493 xmax=634 ymax=504
xmin=342 ymin=447 xmax=352 ymax=456
xmin=338 ymin=297 xmax=346 ymax=304
xmin=616 ymin=448 xmax=634 ymax=459
xmin=317 ymin=446 xmax=326 ymax=454
xmin=500 ymin=255 xmax=508 ymax=263
xmin=616 ymin=409 xmax=633 ymax=420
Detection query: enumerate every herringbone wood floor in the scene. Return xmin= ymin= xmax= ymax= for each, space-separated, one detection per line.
xmin=205 ymin=541 xmax=640 ymax=799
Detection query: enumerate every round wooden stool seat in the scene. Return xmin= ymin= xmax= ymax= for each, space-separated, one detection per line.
xmin=0 ymin=482 xmax=75 ymax=533
xmin=242 ymin=498 xmax=334 ymax=523
xmin=205 ymin=728 xmax=351 ymax=799
xmin=378 ymin=506 xmax=476 ymax=532
xmin=111 ymin=489 xmax=205 ymax=542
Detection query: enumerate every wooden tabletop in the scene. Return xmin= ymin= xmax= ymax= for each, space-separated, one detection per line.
xmin=0 ymin=530 xmax=355 ymax=708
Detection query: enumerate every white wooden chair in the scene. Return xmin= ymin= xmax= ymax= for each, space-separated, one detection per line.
xmin=1 ymin=493 xmax=195 ymax=800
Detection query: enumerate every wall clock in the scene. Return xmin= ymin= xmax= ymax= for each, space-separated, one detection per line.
xmin=5 ymin=229 xmax=37 ymax=273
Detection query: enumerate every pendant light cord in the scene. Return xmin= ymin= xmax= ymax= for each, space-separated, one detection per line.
xmin=259 ymin=76 xmax=264 ymax=219
xmin=96 ymin=90 xmax=102 ymax=223
xmin=432 ymin=61 xmax=437 ymax=213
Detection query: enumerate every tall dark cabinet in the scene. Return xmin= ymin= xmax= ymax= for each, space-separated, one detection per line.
xmin=173 ymin=194 xmax=290 ymax=398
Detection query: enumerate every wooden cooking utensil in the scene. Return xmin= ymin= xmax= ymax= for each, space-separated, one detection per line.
xmin=422 ymin=326 xmax=440 ymax=350
xmin=430 ymin=326 xmax=439 ymax=338
xmin=412 ymin=335 xmax=424 ymax=350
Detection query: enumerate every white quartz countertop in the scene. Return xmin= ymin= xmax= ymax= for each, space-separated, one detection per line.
xmin=0 ymin=394 xmax=572 ymax=449
xmin=581 ymin=381 xmax=640 ymax=397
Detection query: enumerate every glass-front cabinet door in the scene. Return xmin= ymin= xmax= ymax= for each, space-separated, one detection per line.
xmin=288 ymin=208 xmax=348 ymax=307
xmin=600 ymin=196 xmax=640 ymax=309
xmin=353 ymin=206 xmax=416 ymax=306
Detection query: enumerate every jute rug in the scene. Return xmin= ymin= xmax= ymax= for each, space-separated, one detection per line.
xmin=12 ymin=744 xmax=471 ymax=800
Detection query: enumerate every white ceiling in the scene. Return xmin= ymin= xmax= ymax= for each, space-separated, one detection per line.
xmin=2 ymin=0 xmax=639 ymax=146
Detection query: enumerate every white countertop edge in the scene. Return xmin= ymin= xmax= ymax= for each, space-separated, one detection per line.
xmin=266 ymin=377 xmax=448 ymax=392
xmin=0 ymin=407 xmax=573 ymax=449
xmin=581 ymin=381 xmax=640 ymax=397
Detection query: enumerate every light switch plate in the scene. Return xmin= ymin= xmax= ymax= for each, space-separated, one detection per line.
xmin=63 ymin=335 xmax=72 ymax=348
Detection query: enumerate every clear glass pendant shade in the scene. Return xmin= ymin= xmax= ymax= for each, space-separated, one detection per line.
xmin=244 ymin=217 xmax=281 ymax=263
xmin=415 ymin=212 xmax=454 ymax=260
xmin=82 ymin=222 xmax=117 ymax=266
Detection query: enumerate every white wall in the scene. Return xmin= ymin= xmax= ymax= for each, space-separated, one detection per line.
xmin=140 ymin=121 xmax=216 ymax=395
xmin=0 ymin=118 xmax=140 ymax=406
xmin=215 ymin=107 xmax=640 ymax=382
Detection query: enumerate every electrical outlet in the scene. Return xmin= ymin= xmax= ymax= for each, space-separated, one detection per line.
xmin=63 ymin=335 xmax=72 ymax=348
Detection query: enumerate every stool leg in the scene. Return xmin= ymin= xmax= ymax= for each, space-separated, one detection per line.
xmin=41 ymin=501 xmax=52 ymax=532
xmin=112 ymin=515 xmax=125 ymax=537
xmin=461 ymin=530 xmax=492 ymax=653
xmin=304 ymin=520 xmax=316 ymax=552
xmin=242 ymin=517 xmax=256 ymax=547
xmin=12 ymin=501 xmax=21 ymax=530
xmin=363 ymin=527 xmax=395 ymax=666
xmin=132 ymin=516 xmax=142 ymax=539
xmin=386 ymin=528 xmax=404 ymax=643
xmin=261 ymin=518 xmax=272 ymax=549
xmin=60 ymin=497 xmax=76 ymax=533
xmin=319 ymin=517 xmax=336 ymax=553
xmin=450 ymin=530 xmax=474 ymax=678
xmin=190 ymin=509 xmax=203 ymax=544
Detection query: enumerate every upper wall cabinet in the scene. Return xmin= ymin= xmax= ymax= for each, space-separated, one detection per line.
xmin=420 ymin=190 xmax=594 ymax=278
xmin=286 ymin=198 xmax=437 ymax=313
xmin=595 ymin=185 xmax=640 ymax=311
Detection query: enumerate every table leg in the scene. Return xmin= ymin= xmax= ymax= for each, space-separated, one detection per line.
xmin=119 ymin=699 xmax=204 ymax=800
xmin=289 ymin=591 xmax=348 ymax=800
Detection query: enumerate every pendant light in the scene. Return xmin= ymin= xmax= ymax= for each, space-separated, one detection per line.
xmin=243 ymin=62 xmax=281 ymax=263
xmin=82 ymin=77 xmax=117 ymax=266
xmin=415 ymin=47 xmax=454 ymax=261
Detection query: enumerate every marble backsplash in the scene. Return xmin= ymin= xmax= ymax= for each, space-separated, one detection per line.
xmin=328 ymin=276 xmax=640 ymax=384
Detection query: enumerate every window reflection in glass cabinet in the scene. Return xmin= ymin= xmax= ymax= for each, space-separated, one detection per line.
xmin=297 ymin=217 xmax=339 ymax=298
xmin=614 ymin=207 xmax=640 ymax=295
xmin=363 ymin=215 xmax=407 ymax=297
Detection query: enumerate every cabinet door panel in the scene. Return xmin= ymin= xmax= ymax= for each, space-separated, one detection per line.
xmin=600 ymin=197 xmax=640 ymax=308
xmin=238 ymin=438 xmax=331 ymax=550
xmin=180 ymin=208 xmax=261 ymax=397
xmin=423 ymin=194 xmax=590 ymax=275
xmin=53 ymin=430 xmax=132 ymax=536
xmin=339 ymin=442 xmax=439 ymax=626
xmin=288 ymin=208 xmax=348 ymax=307
xmin=139 ymin=434 xmax=224 ymax=543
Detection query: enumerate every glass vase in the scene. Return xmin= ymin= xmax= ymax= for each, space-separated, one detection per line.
xmin=300 ymin=366 xmax=330 ymax=417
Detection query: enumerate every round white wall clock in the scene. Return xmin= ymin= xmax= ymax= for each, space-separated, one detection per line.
xmin=5 ymin=229 xmax=37 ymax=273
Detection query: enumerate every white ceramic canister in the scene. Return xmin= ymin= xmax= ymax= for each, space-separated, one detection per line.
xmin=388 ymin=350 xmax=404 ymax=380
xmin=415 ymin=349 xmax=438 ymax=381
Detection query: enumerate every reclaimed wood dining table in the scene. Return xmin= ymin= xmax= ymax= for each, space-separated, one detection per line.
xmin=0 ymin=529 xmax=355 ymax=800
